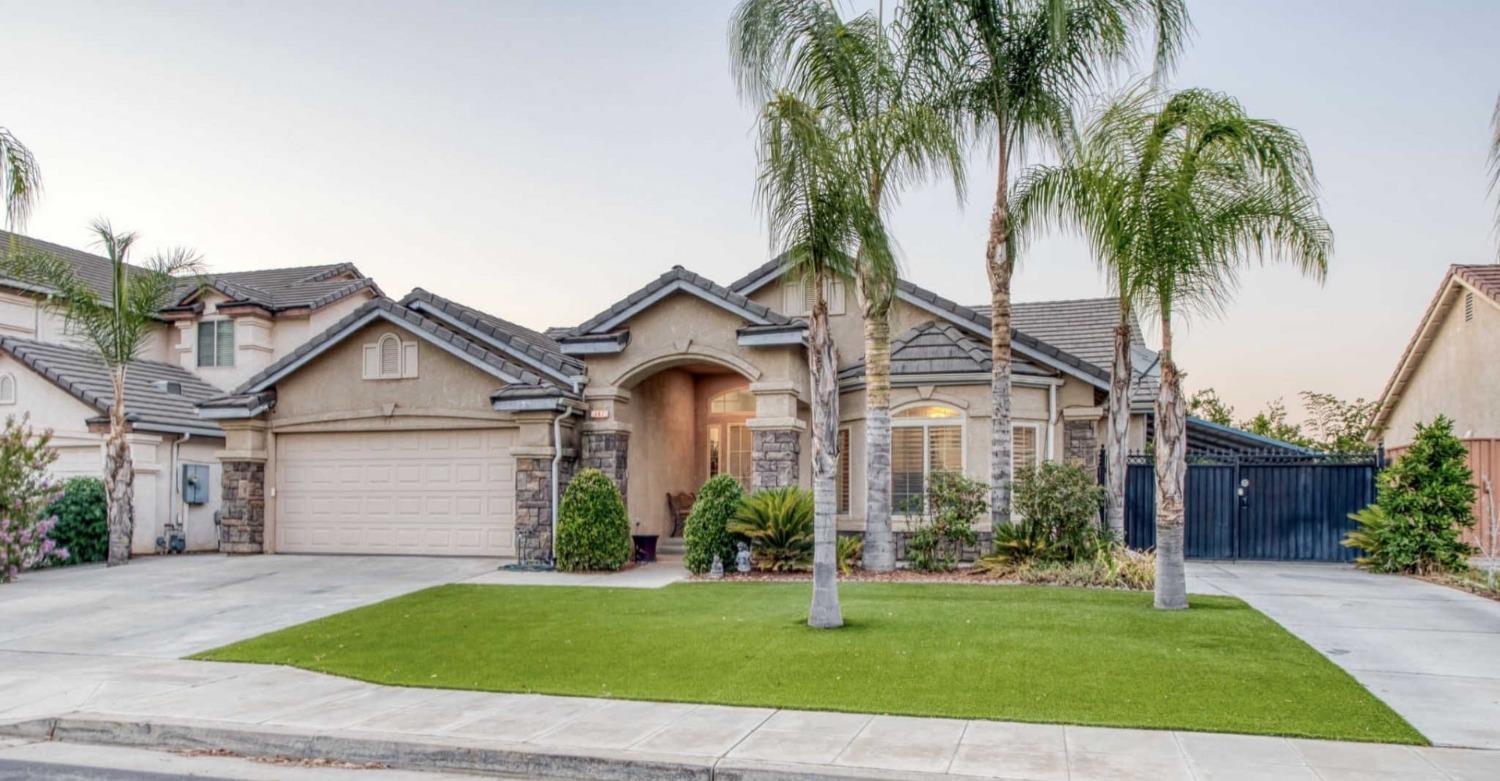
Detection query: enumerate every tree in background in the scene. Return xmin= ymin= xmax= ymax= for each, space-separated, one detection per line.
xmin=1 ymin=127 xmax=41 ymax=232
xmin=901 ymin=0 xmax=1189 ymax=530
xmin=1344 ymin=416 xmax=1475 ymax=574
xmin=1186 ymin=388 xmax=1234 ymax=427
xmin=1239 ymin=398 xmax=1315 ymax=450
xmin=730 ymin=0 xmax=964 ymax=573
xmin=1 ymin=222 xmax=202 ymax=565
xmin=1300 ymin=391 xmax=1377 ymax=455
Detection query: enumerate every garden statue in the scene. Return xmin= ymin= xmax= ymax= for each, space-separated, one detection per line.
xmin=709 ymin=553 xmax=724 ymax=579
xmin=735 ymin=541 xmax=751 ymax=573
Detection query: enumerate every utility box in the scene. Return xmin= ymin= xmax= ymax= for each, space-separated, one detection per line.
xmin=182 ymin=464 xmax=211 ymax=505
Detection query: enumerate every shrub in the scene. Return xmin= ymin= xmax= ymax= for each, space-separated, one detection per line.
xmin=729 ymin=486 xmax=813 ymax=571
xmin=837 ymin=534 xmax=863 ymax=576
xmin=974 ymin=544 xmax=1155 ymax=590
xmin=0 ymin=415 xmax=67 ymax=583
xmin=984 ymin=463 xmax=1108 ymax=569
xmin=46 ymin=477 xmax=107 ymax=566
xmin=1343 ymin=416 xmax=1476 ymax=574
xmin=555 ymin=469 xmax=631 ymax=572
xmin=906 ymin=472 xmax=984 ymax=572
xmin=683 ymin=475 xmax=744 ymax=575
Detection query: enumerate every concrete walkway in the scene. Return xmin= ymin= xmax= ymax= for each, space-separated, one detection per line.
xmin=4 ymin=649 xmax=1499 ymax=780
xmin=1188 ymin=561 xmax=1500 ymax=750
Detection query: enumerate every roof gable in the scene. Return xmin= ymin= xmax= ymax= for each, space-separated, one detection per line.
xmin=1373 ymin=264 xmax=1500 ymax=433
xmin=400 ymin=288 xmax=583 ymax=389
xmin=567 ymin=266 xmax=793 ymax=337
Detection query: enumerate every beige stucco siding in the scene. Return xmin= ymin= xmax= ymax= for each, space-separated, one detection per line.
xmin=1381 ymin=288 xmax=1500 ymax=448
xmin=174 ymin=290 xmax=375 ymax=391
xmin=746 ymin=278 xmax=938 ymax=372
xmin=0 ymin=289 xmax=171 ymax=362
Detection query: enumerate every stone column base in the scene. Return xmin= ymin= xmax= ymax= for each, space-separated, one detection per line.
xmin=219 ymin=460 xmax=266 ymax=554
xmin=581 ymin=430 xmax=629 ymax=500
xmin=752 ymin=429 xmax=800 ymax=490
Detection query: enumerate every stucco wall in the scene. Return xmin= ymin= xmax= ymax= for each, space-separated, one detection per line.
xmin=174 ymin=289 xmax=375 ymax=391
xmin=0 ymin=289 xmax=171 ymax=362
xmin=621 ymin=368 xmax=698 ymax=535
xmin=1381 ymin=287 xmax=1500 ymax=448
xmin=746 ymin=278 xmax=937 ymax=372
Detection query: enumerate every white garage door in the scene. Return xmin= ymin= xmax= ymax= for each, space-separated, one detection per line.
xmin=275 ymin=428 xmax=516 ymax=556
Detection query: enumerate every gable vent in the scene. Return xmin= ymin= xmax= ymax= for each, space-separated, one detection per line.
xmin=152 ymin=380 xmax=184 ymax=395
xmin=1465 ymin=291 xmax=1474 ymax=322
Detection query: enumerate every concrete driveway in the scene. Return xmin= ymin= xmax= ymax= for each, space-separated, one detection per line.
xmin=1190 ymin=561 xmax=1500 ymax=749
xmin=0 ymin=554 xmax=498 ymax=658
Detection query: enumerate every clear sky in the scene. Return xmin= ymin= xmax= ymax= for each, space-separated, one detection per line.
xmin=5 ymin=0 xmax=1497 ymax=419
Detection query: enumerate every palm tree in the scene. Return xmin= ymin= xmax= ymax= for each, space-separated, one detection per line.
xmin=1 ymin=221 xmax=202 ymax=565
xmin=739 ymin=89 xmax=888 ymax=628
xmin=1489 ymin=94 xmax=1499 ymax=245
xmin=1020 ymin=89 xmax=1330 ymax=609
xmin=899 ymin=0 xmax=1189 ymax=529
xmin=730 ymin=0 xmax=963 ymax=572
xmin=1 ymin=127 xmax=42 ymax=231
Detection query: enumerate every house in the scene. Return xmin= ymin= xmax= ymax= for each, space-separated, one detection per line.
xmin=194 ymin=254 xmax=1292 ymax=560
xmin=0 ymin=230 xmax=380 ymax=553
xmin=1372 ymin=264 xmax=1500 ymax=543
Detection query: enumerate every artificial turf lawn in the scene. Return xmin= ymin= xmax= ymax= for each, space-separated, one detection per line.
xmin=194 ymin=582 xmax=1423 ymax=744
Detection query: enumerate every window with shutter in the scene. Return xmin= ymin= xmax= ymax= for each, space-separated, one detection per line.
xmin=379 ymin=335 xmax=401 ymax=377
xmin=1013 ymin=424 xmax=1040 ymax=473
xmin=197 ymin=321 xmax=234 ymax=367
xmin=890 ymin=403 xmax=965 ymax=516
xmin=836 ymin=428 xmax=850 ymax=514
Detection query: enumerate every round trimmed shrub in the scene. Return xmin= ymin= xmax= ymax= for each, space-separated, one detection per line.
xmin=684 ymin=475 xmax=744 ymax=574
xmin=556 ymin=468 xmax=631 ymax=572
xmin=46 ymin=477 xmax=107 ymax=565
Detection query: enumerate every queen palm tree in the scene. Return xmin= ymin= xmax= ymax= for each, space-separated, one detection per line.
xmin=1490 ymin=94 xmax=1499 ymax=244
xmin=741 ymin=89 xmax=888 ymax=628
xmin=730 ymin=0 xmax=963 ymax=572
xmin=899 ymin=0 xmax=1189 ymax=529
xmin=2 ymin=221 xmax=202 ymax=565
xmin=1 ymin=127 xmax=42 ymax=231
xmin=1017 ymin=89 xmax=1330 ymax=609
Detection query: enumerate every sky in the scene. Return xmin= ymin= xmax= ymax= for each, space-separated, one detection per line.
xmin=5 ymin=0 xmax=1497 ymax=421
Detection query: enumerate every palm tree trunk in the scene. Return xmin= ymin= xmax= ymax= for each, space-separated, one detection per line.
xmin=808 ymin=269 xmax=844 ymax=628
xmin=988 ymin=126 xmax=1014 ymax=529
xmin=104 ymin=366 xmax=134 ymax=566
xmin=1105 ymin=301 xmax=1134 ymax=540
xmin=1153 ymin=309 xmax=1188 ymax=609
xmin=859 ymin=270 xmax=895 ymax=571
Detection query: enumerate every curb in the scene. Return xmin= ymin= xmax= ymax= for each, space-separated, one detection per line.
xmin=0 ymin=716 xmax=960 ymax=781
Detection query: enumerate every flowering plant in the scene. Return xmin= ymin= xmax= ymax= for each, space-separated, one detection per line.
xmin=0 ymin=415 xmax=68 ymax=583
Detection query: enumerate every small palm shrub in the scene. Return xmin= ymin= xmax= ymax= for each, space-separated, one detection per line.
xmin=837 ymin=534 xmax=863 ymax=576
xmin=46 ymin=477 xmax=107 ymax=566
xmin=1343 ymin=416 xmax=1476 ymax=574
xmin=684 ymin=475 xmax=743 ymax=575
xmin=906 ymin=472 xmax=985 ymax=571
xmin=0 ymin=416 xmax=67 ymax=582
xmin=983 ymin=462 xmax=1108 ymax=568
xmin=729 ymin=486 xmax=813 ymax=571
xmin=555 ymin=469 xmax=631 ymax=572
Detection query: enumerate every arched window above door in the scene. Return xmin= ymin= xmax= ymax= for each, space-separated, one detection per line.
xmin=709 ymin=388 xmax=755 ymax=414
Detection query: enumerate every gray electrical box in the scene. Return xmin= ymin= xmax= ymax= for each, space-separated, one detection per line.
xmin=183 ymin=464 xmax=210 ymax=505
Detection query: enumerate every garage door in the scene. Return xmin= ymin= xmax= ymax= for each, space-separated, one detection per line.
xmin=275 ymin=429 xmax=516 ymax=556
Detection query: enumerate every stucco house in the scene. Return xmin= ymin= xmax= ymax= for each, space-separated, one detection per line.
xmin=0 ymin=230 xmax=380 ymax=554
xmin=1372 ymin=263 xmax=1500 ymax=543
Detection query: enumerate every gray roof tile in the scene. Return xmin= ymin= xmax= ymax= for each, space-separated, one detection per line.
xmin=839 ymin=321 xmax=1052 ymax=381
xmin=400 ymin=288 xmax=584 ymax=382
xmin=568 ymin=265 xmax=793 ymax=336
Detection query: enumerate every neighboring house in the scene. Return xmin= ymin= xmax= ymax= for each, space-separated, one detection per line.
xmin=0 ymin=230 xmax=380 ymax=554
xmin=1373 ymin=264 xmax=1500 ymax=544
xmin=196 ymin=257 xmax=1285 ymax=559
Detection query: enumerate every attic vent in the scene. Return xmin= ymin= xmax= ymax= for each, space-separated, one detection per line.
xmin=152 ymin=380 xmax=184 ymax=395
xmin=1465 ymin=291 xmax=1474 ymax=322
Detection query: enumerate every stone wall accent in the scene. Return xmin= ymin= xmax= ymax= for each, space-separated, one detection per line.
xmin=514 ymin=456 xmax=553 ymax=565
xmin=1064 ymin=419 xmax=1099 ymax=475
xmin=752 ymin=429 xmax=800 ymax=490
xmin=219 ymin=460 xmax=266 ymax=554
xmin=891 ymin=530 xmax=993 ymax=564
xmin=581 ymin=431 xmax=628 ymax=501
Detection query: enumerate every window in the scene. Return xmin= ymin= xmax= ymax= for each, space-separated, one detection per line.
xmin=892 ymin=404 xmax=964 ymax=514
xmin=708 ymin=423 xmax=753 ymax=489
xmin=363 ymin=333 xmax=419 ymax=380
xmin=196 ymin=320 xmax=234 ymax=367
xmin=709 ymin=388 xmax=755 ymax=414
xmin=0 ymin=374 xmax=14 ymax=405
xmin=1013 ymin=423 xmax=1041 ymax=474
xmin=836 ymin=428 xmax=850 ymax=514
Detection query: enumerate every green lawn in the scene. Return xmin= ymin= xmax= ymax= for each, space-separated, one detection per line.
xmin=195 ymin=582 xmax=1422 ymax=744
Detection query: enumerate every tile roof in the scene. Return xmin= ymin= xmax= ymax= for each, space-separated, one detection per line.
xmin=226 ymin=298 xmax=546 ymax=399
xmin=0 ymin=336 xmax=223 ymax=436
xmin=973 ymin=297 xmax=1159 ymax=405
xmin=0 ymin=229 xmax=160 ymax=301
xmin=567 ymin=265 xmax=793 ymax=336
xmin=400 ymin=288 xmax=584 ymax=383
xmin=1456 ymin=264 xmax=1500 ymax=303
xmin=839 ymin=321 xmax=1053 ymax=381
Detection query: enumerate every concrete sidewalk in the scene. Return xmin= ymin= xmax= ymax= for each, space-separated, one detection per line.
xmin=3 ymin=650 xmax=1499 ymax=781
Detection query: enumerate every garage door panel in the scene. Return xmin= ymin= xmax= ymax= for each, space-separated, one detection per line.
xmin=276 ymin=429 xmax=515 ymax=556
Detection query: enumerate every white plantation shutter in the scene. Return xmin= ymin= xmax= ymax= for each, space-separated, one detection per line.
xmin=837 ymin=428 xmax=850 ymax=514
xmin=402 ymin=341 xmax=419 ymax=378
xmin=892 ymin=427 xmax=925 ymax=514
xmin=379 ymin=335 xmax=401 ymax=376
xmin=928 ymin=426 xmax=962 ymax=476
xmin=216 ymin=321 xmax=235 ymax=367
xmin=1013 ymin=425 xmax=1039 ymax=472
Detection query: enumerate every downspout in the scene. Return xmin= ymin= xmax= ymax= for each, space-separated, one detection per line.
xmin=551 ymin=408 xmax=564 ymax=566
xmin=1047 ymin=383 xmax=1057 ymax=462
xmin=175 ymin=432 xmax=192 ymax=548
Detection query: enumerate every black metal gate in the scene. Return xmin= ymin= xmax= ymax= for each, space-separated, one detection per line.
xmin=1121 ymin=452 xmax=1380 ymax=561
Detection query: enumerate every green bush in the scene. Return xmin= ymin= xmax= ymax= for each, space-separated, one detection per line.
xmin=993 ymin=462 xmax=1109 ymax=564
xmin=838 ymin=534 xmax=863 ymax=576
xmin=729 ymin=486 xmax=813 ymax=571
xmin=1344 ymin=416 xmax=1476 ymax=574
xmin=906 ymin=472 xmax=985 ymax=571
xmin=974 ymin=545 xmax=1155 ymax=590
xmin=555 ymin=469 xmax=631 ymax=572
xmin=46 ymin=477 xmax=107 ymax=565
xmin=683 ymin=475 xmax=744 ymax=575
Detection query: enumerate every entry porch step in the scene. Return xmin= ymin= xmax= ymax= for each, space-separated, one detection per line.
xmin=657 ymin=537 xmax=686 ymax=556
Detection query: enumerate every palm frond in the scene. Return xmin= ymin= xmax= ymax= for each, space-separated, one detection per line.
xmin=0 ymin=127 xmax=42 ymax=232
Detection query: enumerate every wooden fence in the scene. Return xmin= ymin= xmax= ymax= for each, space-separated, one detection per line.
xmin=1386 ymin=438 xmax=1500 ymax=553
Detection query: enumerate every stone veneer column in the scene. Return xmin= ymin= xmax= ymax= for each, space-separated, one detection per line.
xmin=1064 ymin=417 xmax=1101 ymax=474
xmin=581 ymin=430 xmax=629 ymax=501
xmin=514 ymin=456 xmax=554 ymax=563
xmin=219 ymin=460 xmax=266 ymax=554
xmin=751 ymin=429 xmax=801 ymax=490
